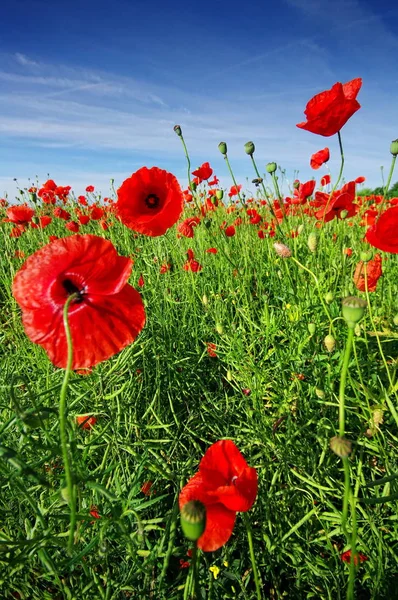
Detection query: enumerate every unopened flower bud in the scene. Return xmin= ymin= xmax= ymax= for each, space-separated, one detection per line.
xmin=324 ymin=334 xmax=336 ymax=353
xmin=266 ymin=162 xmax=277 ymax=174
xmin=308 ymin=322 xmax=316 ymax=335
xmin=393 ymin=314 xmax=398 ymax=327
xmin=390 ymin=139 xmax=398 ymax=156
xmin=324 ymin=292 xmax=334 ymax=304
xmin=297 ymin=224 xmax=304 ymax=235
xmin=29 ymin=192 xmax=37 ymax=204
xmin=342 ymin=296 xmax=367 ymax=329
xmin=180 ymin=500 xmax=206 ymax=541
xmin=216 ymin=189 xmax=224 ymax=200
xmin=307 ymin=232 xmax=318 ymax=253
xmin=273 ymin=242 xmax=291 ymax=258
xmin=173 ymin=124 xmax=182 ymax=137
xmin=340 ymin=209 xmax=348 ymax=219
xmin=315 ymin=388 xmax=325 ymax=399
xmin=211 ymin=195 xmax=217 ymax=205
xmin=330 ymin=436 xmax=352 ymax=458
xmin=360 ymin=251 xmax=372 ymax=262
xmin=218 ymin=142 xmax=227 ymax=155
xmin=215 ymin=322 xmax=223 ymax=334
xmin=244 ymin=141 xmax=255 ymax=156
xmin=202 ymin=294 xmax=208 ymax=306
xmin=293 ymin=179 xmax=300 ymax=189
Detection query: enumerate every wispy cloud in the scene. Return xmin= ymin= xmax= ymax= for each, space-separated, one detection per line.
xmin=14 ymin=52 xmax=39 ymax=67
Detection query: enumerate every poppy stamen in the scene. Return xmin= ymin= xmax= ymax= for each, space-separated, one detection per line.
xmin=144 ymin=194 xmax=160 ymax=209
xmin=62 ymin=279 xmax=84 ymax=303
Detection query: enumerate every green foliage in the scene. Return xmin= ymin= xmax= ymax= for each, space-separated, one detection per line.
xmin=0 ymin=200 xmax=398 ymax=599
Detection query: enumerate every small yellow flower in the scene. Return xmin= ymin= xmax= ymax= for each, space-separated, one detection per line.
xmin=223 ymin=560 xmax=229 ymax=568
xmin=209 ymin=565 xmax=220 ymax=580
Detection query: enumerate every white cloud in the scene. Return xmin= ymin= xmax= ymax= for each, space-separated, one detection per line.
xmin=15 ymin=52 xmax=39 ymax=67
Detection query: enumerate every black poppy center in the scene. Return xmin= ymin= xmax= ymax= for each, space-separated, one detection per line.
xmin=144 ymin=194 xmax=160 ymax=209
xmin=62 ymin=279 xmax=85 ymax=303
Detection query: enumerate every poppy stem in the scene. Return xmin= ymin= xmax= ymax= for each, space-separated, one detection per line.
xmin=59 ymin=292 xmax=78 ymax=555
xmin=378 ymin=154 xmax=397 ymax=219
xmin=243 ymin=512 xmax=262 ymax=600
xmin=223 ymin=153 xmax=244 ymax=206
xmin=183 ymin=543 xmax=199 ymax=600
xmin=334 ymin=131 xmax=345 ymax=190
xmin=249 ymin=155 xmax=285 ymax=236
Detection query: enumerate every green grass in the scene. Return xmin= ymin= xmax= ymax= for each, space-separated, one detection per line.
xmin=0 ymin=196 xmax=398 ymax=599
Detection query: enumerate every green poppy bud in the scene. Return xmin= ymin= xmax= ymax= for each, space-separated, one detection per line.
xmin=324 ymin=292 xmax=334 ymax=304
xmin=227 ymin=370 xmax=233 ymax=381
xmin=315 ymin=388 xmax=325 ymax=399
xmin=211 ymin=195 xmax=217 ymax=205
xmin=244 ymin=141 xmax=255 ymax=156
xmin=190 ymin=181 xmax=197 ymax=192
xmin=340 ymin=209 xmax=348 ymax=219
xmin=393 ymin=314 xmax=398 ymax=327
xmin=215 ymin=322 xmax=223 ymax=335
xmin=307 ymin=232 xmax=318 ymax=253
xmin=308 ymin=322 xmax=316 ymax=335
xmin=360 ymin=251 xmax=372 ymax=262
xmin=216 ymin=189 xmax=224 ymax=200
xmin=180 ymin=500 xmax=206 ymax=542
xmin=174 ymin=124 xmax=182 ymax=137
xmin=202 ymin=294 xmax=208 ymax=306
xmin=342 ymin=296 xmax=367 ymax=329
xmin=293 ymin=180 xmax=300 ymax=189
xmin=330 ymin=436 xmax=352 ymax=458
xmin=218 ymin=142 xmax=227 ymax=155
xmin=266 ymin=162 xmax=277 ymax=174
xmin=324 ymin=334 xmax=336 ymax=353
xmin=390 ymin=139 xmax=398 ymax=156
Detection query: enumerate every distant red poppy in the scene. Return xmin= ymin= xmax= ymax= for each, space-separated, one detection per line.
xmin=366 ymin=206 xmax=398 ymax=253
xmin=353 ymin=253 xmax=382 ymax=292
xmin=89 ymin=505 xmax=101 ymax=520
xmin=138 ymin=274 xmax=145 ymax=287
xmin=224 ymin=225 xmax=236 ymax=237
xmin=90 ymin=206 xmax=104 ymax=220
xmin=42 ymin=179 xmax=57 ymax=192
xmin=310 ymin=148 xmax=330 ymax=169
xmin=206 ymin=343 xmax=217 ymax=357
xmin=78 ymin=195 xmax=88 ymax=206
xmin=177 ymin=217 xmax=200 ymax=238
xmin=208 ymin=176 xmax=219 ymax=186
xmin=228 ymin=185 xmax=242 ymax=198
xmin=321 ymin=174 xmax=331 ymax=186
xmin=206 ymin=248 xmax=218 ymax=254
xmin=183 ymin=249 xmax=202 ymax=272
xmin=86 ymin=185 xmax=95 ymax=193
xmin=78 ymin=215 xmax=91 ymax=225
xmin=39 ymin=215 xmax=52 ymax=228
xmin=10 ymin=226 xmax=24 ymax=238
xmin=76 ymin=415 xmax=97 ymax=430
xmin=179 ymin=440 xmax=258 ymax=552
xmin=65 ymin=221 xmax=80 ymax=233
xmin=53 ymin=207 xmax=71 ymax=221
xmin=12 ymin=235 xmax=146 ymax=369
xmin=116 ymin=167 xmax=184 ymax=237
xmin=5 ymin=205 xmax=35 ymax=225
xmin=340 ymin=550 xmax=368 ymax=565
xmin=141 ymin=481 xmax=153 ymax=496
xmin=297 ymin=78 xmax=362 ymax=137
xmin=160 ymin=262 xmax=171 ymax=273
xmin=344 ymin=248 xmax=353 ymax=256
xmin=192 ymin=162 xmax=213 ymax=183
xmin=355 ymin=176 xmax=366 ymax=184
xmin=293 ymin=180 xmax=316 ymax=204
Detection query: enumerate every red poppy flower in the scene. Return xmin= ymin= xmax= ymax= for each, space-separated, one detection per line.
xmin=310 ymin=147 xmax=330 ymax=169
xmin=228 ymin=185 xmax=242 ymax=198
xmin=177 ymin=217 xmax=200 ymax=238
xmin=39 ymin=215 xmax=52 ymax=228
xmin=49 ymin=235 xmax=59 ymax=242
xmin=53 ymin=207 xmax=71 ymax=221
xmin=141 ymin=481 xmax=153 ymax=496
xmin=90 ymin=206 xmax=104 ymax=220
xmin=366 ymin=206 xmax=398 ymax=253
xmin=340 ymin=550 xmax=368 ymax=565
xmin=76 ymin=415 xmax=97 ymax=430
xmin=78 ymin=195 xmax=88 ymax=206
xmin=42 ymin=179 xmax=57 ymax=192
xmin=192 ymin=162 xmax=213 ymax=183
xmin=78 ymin=215 xmax=91 ymax=225
xmin=89 ymin=505 xmax=101 ymax=519
xmin=179 ymin=440 xmax=258 ymax=552
xmin=208 ymin=176 xmax=219 ymax=186
xmin=65 ymin=221 xmax=80 ymax=233
xmin=224 ymin=225 xmax=236 ymax=237
xmin=315 ymin=182 xmax=358 ymax=223
xmin=297 ymin=78 xmax=362 ymax=137
xmin=355 ymin=176 xmax=366 ymax=184
xmin=293 ymin=180 xmax=316 ymax=205
xmin=321 ymin=174 xmax=331 ymax=186
xmin=138 ymin=274 xmax=145 ymax=287
xmin=86 ymin=185 xmax=95 ymax=193
xmin=206 ymin=343 xmax=217 ymax=357
xmin=206 ymin=248 xmax=218 ymax=254
xmin=5 ymin=205 xmax=35 ymax=225
xmin=12 ymin=235 xmax=146 ymax=370
xmin=344 ymin=248 xmax=353 ymax=256
xmin=353 ymin=253 xmax=382 ymax=292
xmin=116 ymin=167 xmax=184 ymax=237
xmin=160 ymin=262 xmax=171 ymax=274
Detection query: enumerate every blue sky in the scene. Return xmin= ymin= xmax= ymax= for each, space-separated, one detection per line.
xmin=1 ymin=0 xmax=397 ymax=199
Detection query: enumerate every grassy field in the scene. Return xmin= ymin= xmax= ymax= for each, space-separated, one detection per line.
xmin=1 ymin=148 xmax=398 ymax=599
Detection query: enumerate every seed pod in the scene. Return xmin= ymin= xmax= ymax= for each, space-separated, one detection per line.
xmin=324 ymin=292 xmax=334 ymax=304
xmin=266 ymin=162 xmax=277 ymax=174
xmin=244 ymin=141 xmax=255 ymax=156
xmin=180 ymin=500 xmax=206 ymax=542
xmin=330 ymin=436 xmax=352 ymax=458
xmin=307 ymin=232 xmax=318 ymax=253
xmin=273 ymin=242 xmax=292 ymax=258
xmin=324 ymin=334 xmax=336 ymax=353
xmin=308 ymin=322 xmax=316 ymax=335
